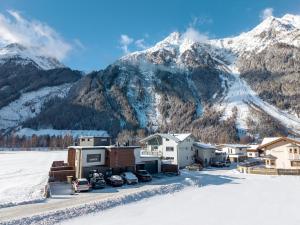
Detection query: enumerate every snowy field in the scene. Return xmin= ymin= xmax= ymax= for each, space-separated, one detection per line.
xmin=60 ymin=169 xmax=300 ymax=225
xmin=0 ymin=150 xmax=67 ymax=208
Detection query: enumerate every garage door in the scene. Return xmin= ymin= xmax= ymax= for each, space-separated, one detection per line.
xmin=143 ymin=160 xmax=158 ymax=174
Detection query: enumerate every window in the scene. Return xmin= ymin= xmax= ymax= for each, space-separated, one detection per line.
xmin=86 ymin=154 xmax=101 ymax=163
xmin=249 ymin=153 xmax=252 ymax=156
xmin=166 ymin=147 xmax=174 ymax=151
xmin=81 ymin=138 xmax=85 ymax=142
xmin=290 ymin=149 xmax=293 ymax=154
xmin=87 ymin=138 xmax=91 ymax=141
xmin=153 ymin=146 xmax=158 ymax=150
xmin=101 ymin=138 xmax=107 ymax=141
xmin=166 ymin=138 xmax=169 ymax=141
xmin=165 ymin=157 xmax=174 ymax=160
xmin=294 ymin=149 xmax=298 ymax=154
xmin=270 ymin=160 xmax=275 ymax=166
xmin=186 ymin=156 xmax=188 ymax=160
xmin=291 ymin=161 xmax=300 ymax=167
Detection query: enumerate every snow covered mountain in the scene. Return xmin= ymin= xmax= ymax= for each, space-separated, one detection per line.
xmin=0 ymin=43 xmax=81 ymax=133
xmin=3 ymin=14 xmax=300 ymax=142
xmin=0 ymin=43 xmax=64 ymax=70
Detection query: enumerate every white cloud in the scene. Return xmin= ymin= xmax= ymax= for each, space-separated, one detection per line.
xmin=182 ymin=27 xmax=209 ymax=43
xmin=135 ymin=39 xmax=147 ymax=49
xmin=120 ymin=34 xmax=134 ymax=54
xmin=260 ymin=8 xmax=274 ymax=20
xmin=0 ymin=10 xmax=71 ymax=60
xmin=189 ymin=16 xmax=213 ymax=27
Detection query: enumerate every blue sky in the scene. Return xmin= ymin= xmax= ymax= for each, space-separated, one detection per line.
xmin=0 ymin=0 xmax=299 ymax=71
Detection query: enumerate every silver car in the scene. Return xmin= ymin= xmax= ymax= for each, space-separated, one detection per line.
xmin=121 ymin=172 xmax=138 ymax=184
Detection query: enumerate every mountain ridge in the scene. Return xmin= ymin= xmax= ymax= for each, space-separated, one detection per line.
xmin=0 ymin=14 xmax=300 ymax=142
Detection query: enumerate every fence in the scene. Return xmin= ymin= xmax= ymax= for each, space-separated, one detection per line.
xmin=238 ymin=166 xmax=300 ymax=176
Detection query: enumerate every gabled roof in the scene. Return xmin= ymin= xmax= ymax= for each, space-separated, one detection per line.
xmin=220 ymin=144 xmax=249 ymax=148
xmin=261 ymin=137 xmax=281 ymax=146
xmin=193 ymin=142 xmax=217 ymax=149
xmin=263 ymin=154 xmax=277 ymax=160
xmin=140 ymin=133 xmax=192 ymax=143
xmin=259 ymin=137 xmax=300 ymax=150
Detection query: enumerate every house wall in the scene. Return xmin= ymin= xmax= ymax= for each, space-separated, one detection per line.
xmin=75 ymin=148 xmax=106 ymax=178
xmin=222 ymin=147 xmax=247 ymax=155
xmin=161 ymin=138 xmax=178 ymax=165
xmin=177 ymin=137 xmax=195 ymax=168
xmin=144 ymin=135 xmax=195 ymax=168
xmin=247 ymin=151 xmax=259 ymax=158
xmin=134 ymin=148 xmax=161 ymax=173
xmin=106 ymin=147 xmax=135 ymax=169
xmin=67 ymin=148 xmax=76 ymax=168
xmin=195 ymin=147 xmax=215 ymax=166
xmin=79 ymin=137 xmax=110 ymax=146
xmin=265 ymin=141 xmax=300 ymax=169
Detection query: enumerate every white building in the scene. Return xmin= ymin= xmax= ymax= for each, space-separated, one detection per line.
xmin=259 ymin=137 xmax=300 ymax=169
xmin=193 ymin=142 xmax=217 ymax=167
xmin=140 ymin=133 xmax=195 ymax=168
xmin=246 ymin=145 xmax=260 ymax=158
xmin=220 ymin=144 xmax=248 ymax=162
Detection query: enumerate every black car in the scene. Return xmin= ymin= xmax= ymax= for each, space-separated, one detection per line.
xmin=135 ymin=170 xmax=152 ymax=182
xmin=90 ymin=173 xmax=106 ymax=189
xmin=106 ymin=175 xmax=124 ymax=187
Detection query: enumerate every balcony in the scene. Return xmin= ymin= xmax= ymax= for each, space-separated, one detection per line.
xmin=289 ymin=154 xmax=300 ymax=160
xmin=140 ymin=149 xmax=162 ymax=157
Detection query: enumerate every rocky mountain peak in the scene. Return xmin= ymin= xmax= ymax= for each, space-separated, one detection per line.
xmin=0 ymin=42 xmax=64 ymax=70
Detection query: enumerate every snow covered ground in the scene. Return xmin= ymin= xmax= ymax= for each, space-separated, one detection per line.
xmin=59 ymin=169 xmax=300 ymax=225
xmin=0 ymin=150 xmax=67 ymax=208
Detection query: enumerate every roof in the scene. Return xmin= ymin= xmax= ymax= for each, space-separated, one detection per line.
xmin=193 ymin=142 xmax=217 ymax=149
xmin=221 ymin=144 xmax=249 ymax=148
xmin=140 ymin=133 xmax=192 ymax=143
xmin=263 ymin=154 xmax=277 ymax=160
xmin=259 ymin=137 xmax=300 ymax=149
xmin=68 ymin=145 xmax=140 ymax=150
xmin=261 ymin=137 xmax=281 ymax=146
xmin=79 ymin=135 xmax=110 ymax=138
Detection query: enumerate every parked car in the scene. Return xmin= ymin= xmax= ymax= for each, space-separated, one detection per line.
xmin=72 ymin=178 xmax=91 ymax=192
xmin=211 ymin=162 xmax=224 ymax=168
xmin=106 ymin=175 xmax=124 ymax=187
xmin=120 ymin=172 xmax=138 ymax=184
xmin=135 ymin=170 xmax=152 ymax=182
xmin=89 ymin=172 xmax=106 ymax=189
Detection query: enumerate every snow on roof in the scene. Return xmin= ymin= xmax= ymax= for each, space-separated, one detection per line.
xmin=221 ymin=144 xmax=249 ymax=148
xmin=172 ymin=133 xmax=192 ymax=141
xmin=193 ymin=142 xmax=217 ymax=149
xmin=140 ymin=133 xmax=192 ymax=143
xmin=261 ymin=137 xmax=281 ymax=146
xmin=248 ymin=144 xmax=259 ymax=150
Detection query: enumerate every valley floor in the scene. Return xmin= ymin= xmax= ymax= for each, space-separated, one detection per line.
xmin=0 ymin=150 xmax=67 ymax=208
xmin=59 ymin=169 xmax=300 ymax=225
xmin=1 ymin=152 xmax=300 ymax=225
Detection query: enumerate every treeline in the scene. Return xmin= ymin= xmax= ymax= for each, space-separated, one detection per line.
xmin=0 ymin=134 xmax=75 ymax=149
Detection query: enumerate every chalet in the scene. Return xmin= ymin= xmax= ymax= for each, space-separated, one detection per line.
xmin=193 ymin=142 xmax=217 ymax=167
xmin=258 ymin=137 xmax=300 ymax=170
xmin=140 ymin=133 xmax=195 ymax=168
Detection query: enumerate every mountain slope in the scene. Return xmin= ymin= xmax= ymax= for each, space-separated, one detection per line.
xmin=4 ymin=14 xmax=300 ymax=142
xmin=0 ymin=43 xmax=82 ymax=132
